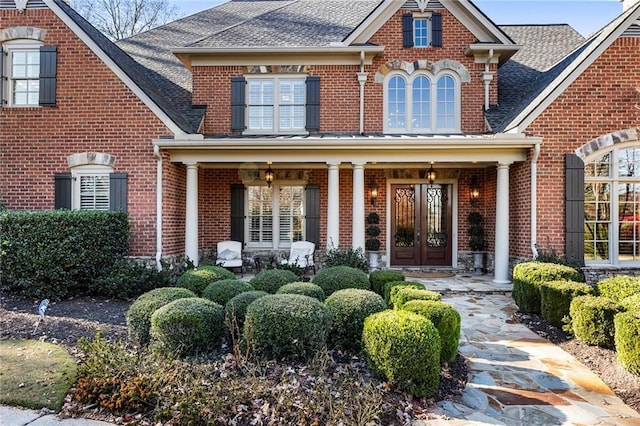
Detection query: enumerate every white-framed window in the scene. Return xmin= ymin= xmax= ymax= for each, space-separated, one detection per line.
xmin=2 ymin=39 xmax=42 ymax=107
xmin=246 ymin=76 xmax=306 ymax=134
xmin=384 ymin=71 xmax=460 ymax=134
xmin=71 ymin=166 xmax=112 ymax=211
xmin=246 ymin=184 xmax=305 ymax=248
xmin=413 ymin=16 xmax=430 ymax=47
xmin=585 ymin=144 xmax=640 ymax=264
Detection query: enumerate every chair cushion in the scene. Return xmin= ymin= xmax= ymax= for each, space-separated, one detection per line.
xmin=218 ymin=249 xmax=240 ymax=260
xmin=290 ymin=248 xmax=309 ymax=261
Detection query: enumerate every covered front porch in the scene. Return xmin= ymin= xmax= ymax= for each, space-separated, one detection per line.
xmin=154 ymin=133 xmax=542 ymax=283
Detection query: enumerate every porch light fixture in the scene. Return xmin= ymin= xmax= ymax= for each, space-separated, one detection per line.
xmin=369 ymin=179 xmax=378 ymax=206
xmin=470 ymin=176 xmax=480 ymax=206
xmin=265 ymin=162 xmax=274 ymax=188
xmin=426 ymin=162 xmax=437 ymax=185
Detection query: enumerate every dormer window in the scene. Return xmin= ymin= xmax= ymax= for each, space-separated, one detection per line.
xmin=402 ymin=13 xmax=442 ymax=48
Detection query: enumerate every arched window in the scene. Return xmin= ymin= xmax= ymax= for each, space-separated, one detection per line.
xmin=384 ymin=71 xmax=460 ymax=134
xmin=585 ymin=145 xmax=640 ymax=264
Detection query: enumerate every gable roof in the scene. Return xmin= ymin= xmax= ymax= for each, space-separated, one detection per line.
xmin=497 ymin=2 xmax=640 ymax=133
xmin=43 ymin=0 xmax=199 ymax=135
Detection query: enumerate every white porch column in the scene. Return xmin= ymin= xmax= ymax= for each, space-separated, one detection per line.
xmin=494 ymin=163 xmax=511 ymax=284
xmin=352 ymin=162 xmax=366 ymax=251
xmin=185 ymin=163 xmax=199 ymax=266
xmin=327 ymin=162 xmax=340 ymax=249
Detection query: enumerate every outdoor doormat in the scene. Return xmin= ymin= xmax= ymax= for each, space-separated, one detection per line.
xmin=403 ymin=271 xmax=455 ymax=279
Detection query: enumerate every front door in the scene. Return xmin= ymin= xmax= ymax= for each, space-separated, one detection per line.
xmin=390 ymin=184 xmax=452 ymax=266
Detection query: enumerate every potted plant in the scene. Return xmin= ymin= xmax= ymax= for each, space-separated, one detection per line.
xmin=365 ymin=212 xmax=381 ymax=270
xmin=468 ymin=211 xmax=485 ymax=275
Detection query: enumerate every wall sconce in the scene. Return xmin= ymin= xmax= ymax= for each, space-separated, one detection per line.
xmin=265 ymin=162 xmax=274 ymax=188
xmin=470 ymin=176 xmax=480 ymax=206
xmin=426 ymin=162 xmax=437 ymax=185
xmin=369 ymin=179 xmax=378 ymax=206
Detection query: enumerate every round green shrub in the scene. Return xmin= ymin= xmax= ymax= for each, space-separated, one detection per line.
xmin=276 ymin=282 xmax=326 ymax=301
xmin=202 ymin=279 xmax=255 ymax=306
xmin=400 ymin=300 xmax=461 ymax=364
xmin=512 ymin=262 xmax=583 ymax=314
xmin=245 ymin=294 xmax=333 ymax=360
xmin=324 ymin=289 xmax=386 ymax=351
xmin=369 ymin=270 xmax=405 ymax=296
xmin=614 ymin=311 xmax=640 ymax=376
xmin=620 ymin=294 xmax=640 ymax=312
xmin=539 ymin=280 xmax=593 ymax=327
xmin=391 ymin=287 xmax=442 ymax=309
xmin=312 ymin=266 xmax=370 ymax=297
xmin=150 ymin=297 xmax=225 ymax=356
xmin=596 ymin=276 xmax=640 ymax=302
xmin=384 ymin=281 xmax=424 ymax=305
xmin=126 ymin=287 xmax=197 ymax=345
xmin=570 ymin=295 xmax=623 ymax=348
xmin=224 ymin=290 xmax=269 ymax=330
xmin=249 ymin=269 xmax=298 ymax=294
xmin=362 ymin=310 xmax=441 ymax=398
xmin=176 ymin=266 xmax=235 ymax=296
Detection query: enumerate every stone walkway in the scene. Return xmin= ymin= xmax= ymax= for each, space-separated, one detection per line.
xmin=412 ymin=274 xmax=640 ymax=426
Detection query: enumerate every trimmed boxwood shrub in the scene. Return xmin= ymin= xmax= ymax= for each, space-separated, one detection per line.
xmin=391 ymin=287 xmax=441 ymax=309
xmin=224 ymin=290 xmax=269 ymax=330
xmin=570 ymin=295 xmax=624 ymax=348
xmin=150 ymin=298 xmax=225 ymax=356
xmin=369 ymin=270 xmax=405 ymax=296
xmin=512 ymin=262 xmax=583 ymax=314
xmin=362 ymin=310 xmax=441 ymax=398
xmin=276 ymin=282 xmax=326 ymax=301
xmin=245 ymin=294 xmax=332 ymax=360
xmin=0 ymin=210 xmax=129 ymax=299
xmin=621 ymin=294 xmax=640 ymax=312
xmin=312 ymin=266 xmax=369 ymax=297
xmin=202 ymin=279 xmax=254 ymax=306
xmin=126 ymin=287 xmax=197 ymax=345
xmin=614 ymin=311 xmax=640 ymax=376
xmin=249 ymin=269 xmax=298 ymax=294
xmin=384 ymin=281 xmax=424 ymax=305
xmin=539 ymin=280 xmax=593 ymax=327
xmin=596 ymin=276 xmax=640 ymax=302
xmin=176 ymin=266 xmax=235 ymax=296
xmin=324 ymin=289 xmax=386 ymax=351
xmin=400 ymin=300 xmax=461 ymax=364
xmin=89 ymin=259 xmax=170 ymax=299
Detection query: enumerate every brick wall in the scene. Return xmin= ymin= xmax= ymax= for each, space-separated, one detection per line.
xmin=0 ymin=9 xmax=170 ymax=256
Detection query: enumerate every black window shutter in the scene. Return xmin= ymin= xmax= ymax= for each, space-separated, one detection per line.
xmin=39 ymin=46 xmax=57 ymax=106
xmin=305 ymin=184 xmax=320 ymax=246
xmin=565 ymin=154 xmax=585 ymax=266
xmin=305 ymin=76 xmax=320 ymax=132
xmin=431 ymin=13 xmax=443 ymax=47
xmin=54 ymin=173 xmax=72 ymax=209
xmin=231 ymin=184 xmax=245 ymax=244
xmin=231 ymin=77 xmax=246 ymax=132
xmin=402 ymin=13 xmax=414 ymax=48
xmin=109 ymin=173 xmax=128 ymax=213
xmin=0 ymin=47 xmax=4 ymax=106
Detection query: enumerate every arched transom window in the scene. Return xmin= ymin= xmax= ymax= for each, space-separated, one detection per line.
xmin=585 ymin=144 xmax=640 ymax=264
xmin=384 ymin=72 xmax=460 ymax=134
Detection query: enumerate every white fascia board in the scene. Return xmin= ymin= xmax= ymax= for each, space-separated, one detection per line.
xmin=441 ymin=0 xmax=514 ymax=44
xmin=44 ymin=0 xmax=188 ymax=137
xmin=344 ymin=0 xmax=405 ymax=45
xmin=504 ymin=4 xmax=640 ymax=134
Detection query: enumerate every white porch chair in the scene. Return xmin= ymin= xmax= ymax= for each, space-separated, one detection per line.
xmin=281 ymin=241 xmax=316 ymax=274
xmin=216 ymin=240 xmax=244 ymax=276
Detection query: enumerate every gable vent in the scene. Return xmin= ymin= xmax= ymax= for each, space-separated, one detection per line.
xmin=402 ymin=0 xmax=444 ymax=10
xmin=0 ymin=0 xmax=47 ymax=9
xmin=622 ymin=23 xmax=640 ymax=37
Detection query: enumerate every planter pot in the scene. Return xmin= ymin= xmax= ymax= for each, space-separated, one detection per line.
xmin=369 ymin=251 xmax=380 ymax=271
xmin=473 ymin=252 xmax=484 ymax=275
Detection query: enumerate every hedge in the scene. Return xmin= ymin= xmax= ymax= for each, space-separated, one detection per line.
xmin=390 ymin=287 xmax=441 ymax=309
xmin=0 ymin=210 xmax=129 ymax=299
xmin=512 ymin=262 xmax=583 ymax=314
xmin=224 ymin=290 xmax=269 ymax=331
xmin=249 ymin=269 xmax=298 ymax=294
xmin=276 ymin=282 xmax=326 ymax=301
xmin=176 ymin=266 xmax=235 ymax=296
xmin=201 ymin=279 xmax=254 ymax=306
xmin=312 ymin=266 xmax=370 ymax=297
xmin=596 ymin=276 xmax=640 ymax=302
xmin=621 ymin=294 xmax=640 ymax=312
xmin=384 ymin=281 xmax=424 ymax=305
xmin=539 ymin=280 xmax=593 ymax=327
xmin=369 ymin=270 xmax=405 ymax=296
xmin=570 ymin=295 xmax=623 ymax=348
xmin=614 ymin=311 xmax=640 ymax=376
xmin=362 ymin=310 xmax=441 ymax=398
xmin=324 ymin=289 xmax=386 ymax=351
